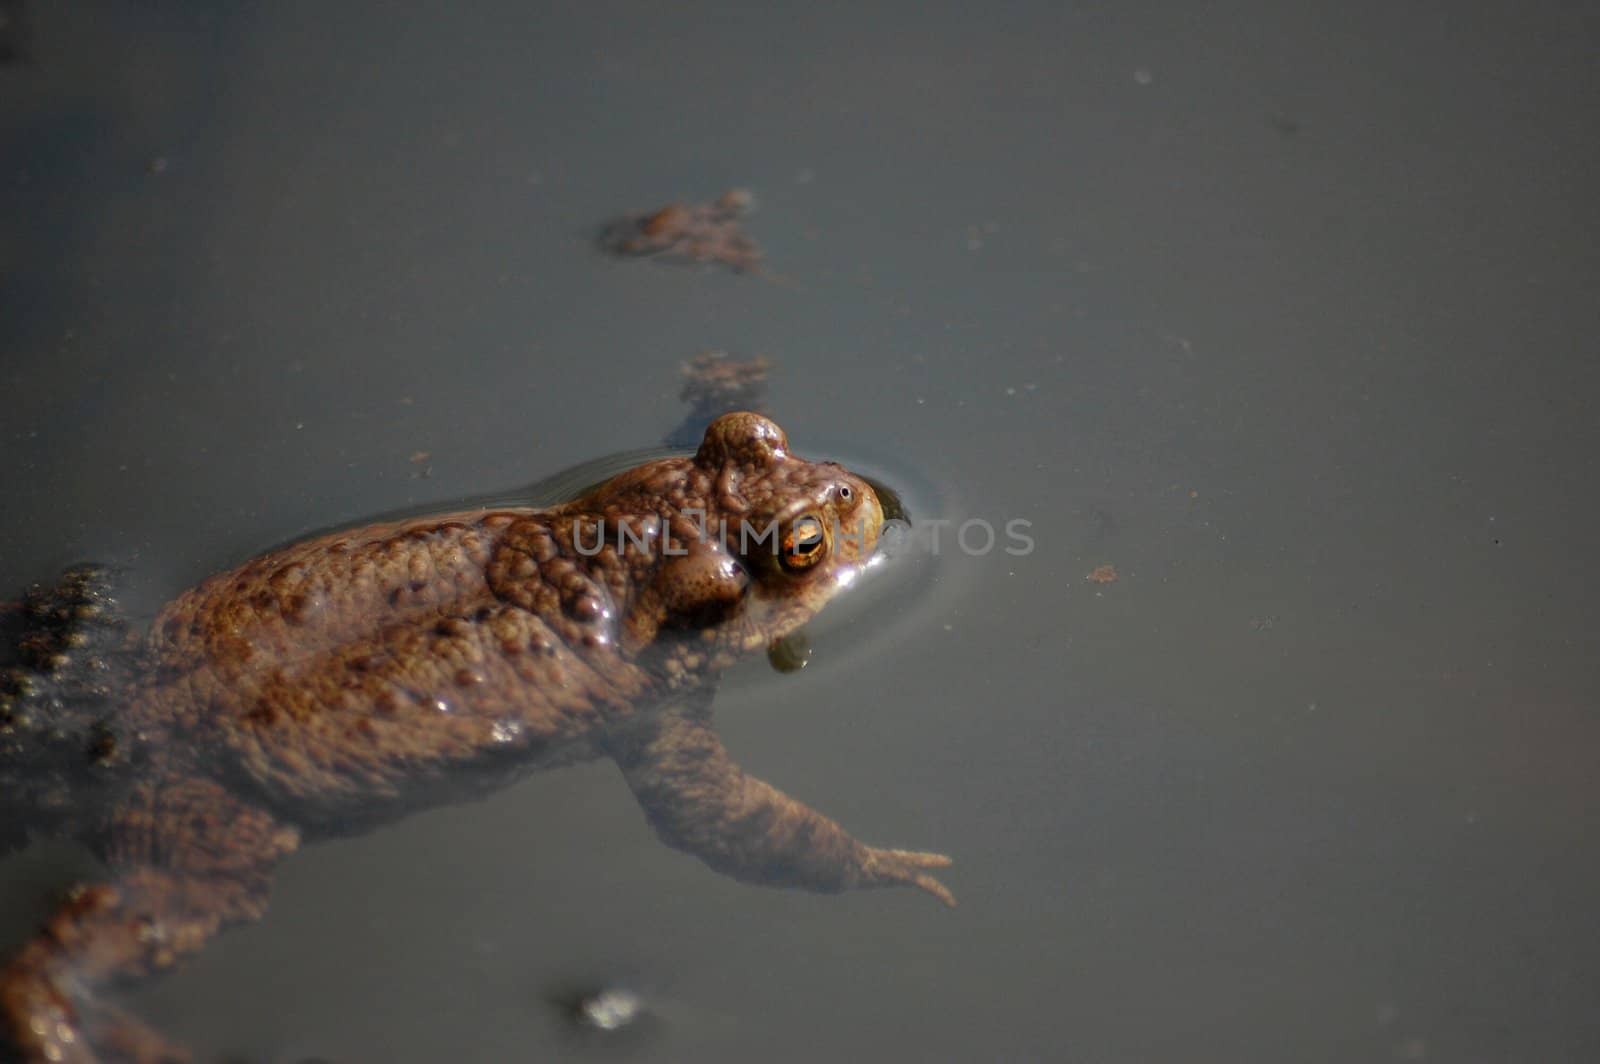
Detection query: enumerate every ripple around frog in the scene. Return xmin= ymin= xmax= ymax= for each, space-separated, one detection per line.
xmin=756 ymin=435 xmax=984 ymax=690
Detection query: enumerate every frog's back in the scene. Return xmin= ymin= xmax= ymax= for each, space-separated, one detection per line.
xmin=134 ymin=509 xmax=640 ymax=826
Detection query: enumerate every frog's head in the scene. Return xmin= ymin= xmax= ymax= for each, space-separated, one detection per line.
xmin=628 ymin=413 xmax=885 ymax=665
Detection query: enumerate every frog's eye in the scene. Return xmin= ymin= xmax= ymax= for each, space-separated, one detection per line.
xmin=779 ymin=514 xmax=830 ymax=573
xmin=836 ymin=484 xmax=853 ymax=504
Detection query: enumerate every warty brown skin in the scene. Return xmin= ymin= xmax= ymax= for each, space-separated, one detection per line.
xmin=0 ymin=412 xmax=953 ymax=1064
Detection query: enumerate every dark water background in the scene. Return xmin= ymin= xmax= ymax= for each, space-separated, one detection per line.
xmin=3 ymin=2 xmax=1598 ymax=1061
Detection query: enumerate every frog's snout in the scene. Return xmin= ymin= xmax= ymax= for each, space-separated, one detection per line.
xmin=838 ymin=477 xmax=885 ymax=563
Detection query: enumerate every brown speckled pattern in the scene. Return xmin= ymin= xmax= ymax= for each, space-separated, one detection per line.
xmin=0 ymin=413 xmax=953 ymax=1063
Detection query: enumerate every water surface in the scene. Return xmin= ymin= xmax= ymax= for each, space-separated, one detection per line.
xmin=3 ymin=2 xmax=1597 ymax=1061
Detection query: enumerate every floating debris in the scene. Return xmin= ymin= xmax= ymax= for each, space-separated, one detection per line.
xmin=665 ymin=351 xmax=773 ymax=448
xmin=1085 ymin=564 xmax=1119 ymax=585
xmin=575 ymin=987 xmax=644 ymax=1032
xmin=599 ymin=189 xmax=763 ymax=273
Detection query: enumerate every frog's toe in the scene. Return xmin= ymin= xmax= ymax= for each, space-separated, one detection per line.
xmin=909 ymin=870 xmax=958 ymax=908
xmin=862 ymin=847 xmax=958 ymax=907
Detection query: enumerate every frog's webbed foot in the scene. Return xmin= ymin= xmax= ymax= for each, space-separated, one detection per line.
xmin=0 ymin=777 xmax=299 ymax=1062
xmin=605 ymin=693 xmax=955 ymax=906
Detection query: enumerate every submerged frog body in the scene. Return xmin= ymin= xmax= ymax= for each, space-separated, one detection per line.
xmin=0 ymin=413 xmax=952 ymax=1063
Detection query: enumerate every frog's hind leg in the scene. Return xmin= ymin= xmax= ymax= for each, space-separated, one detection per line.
xmin=0 ymin=776 xmax=300 ymax=1063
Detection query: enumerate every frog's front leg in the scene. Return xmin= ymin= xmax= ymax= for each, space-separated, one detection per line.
xmin=605 ymin=694 xmax=955 ymax=907
xmin=0 ymin=776 xmax=300 ymax=1063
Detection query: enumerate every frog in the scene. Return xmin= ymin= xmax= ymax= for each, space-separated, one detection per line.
xmin=0 ymin=412 xmax=953 ymax=1063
